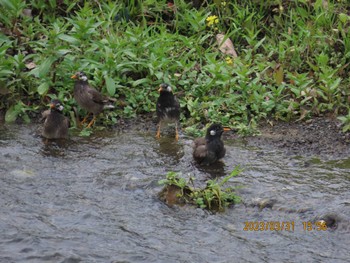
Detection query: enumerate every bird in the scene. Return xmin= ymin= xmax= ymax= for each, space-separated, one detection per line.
xmin=71 ymin=71 xmax=114 ymax=128
xmin=42 ymin=99 xmax=69 ymax=139
xmin=156 ymin=83 xmax=180 ymax=140
xmin=192 ymin=123 xmax=228 ymax=165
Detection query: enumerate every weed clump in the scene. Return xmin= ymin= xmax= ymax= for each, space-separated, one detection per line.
xmin=158 ymin=166 xmax=242 ymax=212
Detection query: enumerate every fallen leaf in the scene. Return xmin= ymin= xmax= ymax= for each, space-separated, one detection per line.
xmin=274 ymin=64 xmax=283 ymax=85
xmin=295 ymin=108 xmax=309 ymax=122
xmin=22 ymin=9 xmax=32 ymax=17
xmin=25 ymin=62 xmax=36 ymax=69
xmin=322 ymin=0 xmax=328 ymax=9
xmin=167 ymin=2 xmax=176 ymax=12
xmin=216 ymin=33 xmax=238 ymax=58
xmin=0 ymin=86 xmax=10 ymax=95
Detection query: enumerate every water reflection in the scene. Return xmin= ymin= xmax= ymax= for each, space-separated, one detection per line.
xmin=156 ymin=137 xmax=184 ymax=164
xmin=194 ymin=161 xmax=227 ymax=178
xmin=40 ymin=138 xmax=70 ymax=157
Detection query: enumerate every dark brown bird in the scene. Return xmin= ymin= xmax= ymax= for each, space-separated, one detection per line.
xmin=193 ymin=123 xmax=228 ymax=165
xmin=156 ymin=83 xmax=180 ymax=140
xmin=42 ymin=99 xmax=69 ymax=139
xmin=71 ymin=72 xmax=114 ymax=128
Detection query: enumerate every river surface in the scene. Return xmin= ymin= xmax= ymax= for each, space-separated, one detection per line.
xmin=0 ymin=124 xmax=349 ymax=263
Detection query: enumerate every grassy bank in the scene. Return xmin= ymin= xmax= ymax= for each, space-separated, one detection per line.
xmin=1 ymin=0 xmax=350 ymax=134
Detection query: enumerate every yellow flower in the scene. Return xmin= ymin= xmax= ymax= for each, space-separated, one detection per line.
xmin=206 ymin=15 xmax=219 ymax=27
xmin=225 ymin=57 xmax=233 ymax=65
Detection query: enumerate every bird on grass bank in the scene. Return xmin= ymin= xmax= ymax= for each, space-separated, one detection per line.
xmin=71 ymin=72 xmax=114 ymax=128
xmin=192 ymin=123 xmax=230 ymax=166
xmin=42 ymin=99 xmax=69 ymax=139
xmin=156 ymin=83 xmax=180 ymax=140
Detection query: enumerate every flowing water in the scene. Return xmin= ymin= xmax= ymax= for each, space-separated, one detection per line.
xmin=0 ymin=124 xmax=349 ymax=263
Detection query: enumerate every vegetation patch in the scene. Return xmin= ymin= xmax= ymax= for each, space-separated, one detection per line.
xmin=1 ymin=1 xmax=350 ymax=134
xmin=158 ymin=166 xmax=242 ymax=212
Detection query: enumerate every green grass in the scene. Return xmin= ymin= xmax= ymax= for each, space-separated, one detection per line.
xmin=1 ymin=0 xmax=350 ymax=134
xmin=158 ymin=166 xmax=242 ymax=212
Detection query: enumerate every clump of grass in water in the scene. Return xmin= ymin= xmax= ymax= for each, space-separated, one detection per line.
xmin=158 ymin=166 xmax=242 ymax=212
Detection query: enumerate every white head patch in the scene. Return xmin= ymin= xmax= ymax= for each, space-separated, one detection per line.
xmin=167 ymin=86 xmax=172 ymax=92
xmin=58 ymin=105 xmax=64 ymax=111
xmin=210 ymin=130 xmax=216 ymax=136
xmin=81 ymin=75 xmax=88 ymax=81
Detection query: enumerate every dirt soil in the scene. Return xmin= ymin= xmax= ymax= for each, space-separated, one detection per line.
xmin=243 ymin=117 xmax=350 ymax=158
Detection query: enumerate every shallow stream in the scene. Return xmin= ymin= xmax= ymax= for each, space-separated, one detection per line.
xmin=0 ymin=124 xmax=349 ymax=262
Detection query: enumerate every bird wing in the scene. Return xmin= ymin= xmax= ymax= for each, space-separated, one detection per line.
xmin=193 ymin=137 xmax=206 ymax=149
xmin=174 ymin=95 xmax=180 ymax=109
xmin=193 ymin=137 xmax=208 ymax=162
xmin=64 ymin=116 xmax=70 ymax=128
xmin=86 ymin=87 xmax=105 ymax=104
xmin=193 ymin=144 xmax=208 ymax=159
xmin=217 ymin=146 xmax=226 ymax=160
xmin=41 ymin=109 xmax=50 ymax=122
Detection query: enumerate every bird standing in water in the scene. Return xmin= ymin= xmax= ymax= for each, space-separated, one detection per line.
xmin=193 ymin=123 xmax=228 ymax=165
xmin=42 ymin=99 xmax=69 ymax=139
xmin=156 ymin=83 xmax=180 ymax=140
xmin=71 ymin=72 xmax=114 ymax=128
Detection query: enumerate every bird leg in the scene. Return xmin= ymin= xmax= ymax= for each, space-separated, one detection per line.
xmin=86 ymin=116 xmax=96 ymax=128
xmin=81 ymin=113 xmax=91 ymax=125
xmin=175 ymin=123 xmax=179 ymax=141
xmin=156 ymin=123 xmax=161 ymax=139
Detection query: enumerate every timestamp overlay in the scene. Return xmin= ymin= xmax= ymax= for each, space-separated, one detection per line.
xmin=243 ymin=221 xmax=328 ymax=232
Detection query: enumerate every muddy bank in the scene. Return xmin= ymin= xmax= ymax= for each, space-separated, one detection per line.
xmin=120 ymin=115 xmax=350 ymax=159
xmin=2 ymin=109 xmax=350 ymax=158
xmin=244 ymin=117 xmax=350 ymax=158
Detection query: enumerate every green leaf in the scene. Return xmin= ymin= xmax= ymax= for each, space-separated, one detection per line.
xmin=123 ymin=50 xmax=137 ymax=58
xmin=132 ymin=78 xmax=150 ymax=87
xmin=337 ymin=116 xmax=347 ymax=123
xmin=5 ymin=105 xmax=20 ymax=123
xmin=0 ymin=0 xmax=25 ymax=13
xmin=58 ymin=34 xmax=80 ymax=45
xmin=105 ymin=76 xmax=116 ymax=96
xmin=329 ymin=78 xmax=341 ymax=91
xmin=30 ymin=56 xmax=57 ymax=78
xmin=56 ymin=49 xmax=71 ymax=56
xmin=342 ymin=124 xmax=350 ymax=133
xmin=339 ymin=13 xmax=349 ymax=24
xmin=253 ymin=37 xmax=265 ymax=51
xmin=22 ymin=113 xmax=30 ymax=124
xmin=79 ymin=128 xmax=93 ymax=137
xmin=155 ymin=71 xmax=163 ymax=80
xmin=37 ymin=82 xmax=50 ymax=95
xmin=0 ymin=70 xmax=14 ymax=77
